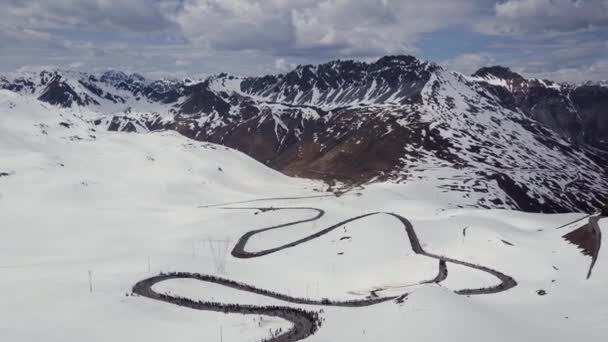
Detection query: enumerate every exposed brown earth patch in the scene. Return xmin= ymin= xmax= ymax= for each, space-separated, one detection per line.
xmin=562 ymin=215 xmax=603 ymax=279
xmin=563 ymin=223 xmax=597 ymax=257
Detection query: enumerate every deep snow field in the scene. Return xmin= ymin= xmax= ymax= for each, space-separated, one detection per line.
xmin=1 ymin=88 xmax=607 ymax=342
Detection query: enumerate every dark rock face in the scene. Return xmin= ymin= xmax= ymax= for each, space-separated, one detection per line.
xmin=38 ymin=77 xmax=99 ymax=107
xmin=488 ymin=173 xmax=563 ymax=213
xmin=241 ymin=55 xmax=435 ymax=107
xmin=601 ymin=201 xmax=608 ymax=216
xmin=179 ymin=82 xmax=231 ymax=115
xmin=473 ymin=66 xmax=606 ymax=147
xmin=525 ymin=82 xmax=582 ymax=141
xmin=2 ymin=57 xmax=607 ymax=213
xmin=142 ymin=80 xmax=184 ymax=104
xmin=473 ymin=66 xmax=526 ymax=83
xmin=78 ymin=79 xmax=126 ymax=104
xmin=0 ymin=76 xmax=35 ymax=93
xmin=570 ymin=85 xmax=608 ymax=146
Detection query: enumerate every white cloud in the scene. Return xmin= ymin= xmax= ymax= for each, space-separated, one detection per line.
xmin=478 ymin=0 xmax=608 ymax=34
xmin=68 ymin=61 xmax=85 ymax=69
xmin=1 ymin=0 xmax=177 ymax=32
xmin=175 ymin=59 xmax=193 ymax=66
xmin=523 ymin=59 xmax=608 ymax=83
xmin=274 ymin=58 xmax=296 ymax=72
xmin=1 ymin=0 xmax=607 ymax=82
xmin=174 ymin=0 xmax=477 ymax=57
xmin=442 ymin=53 xmax=496 ymax=75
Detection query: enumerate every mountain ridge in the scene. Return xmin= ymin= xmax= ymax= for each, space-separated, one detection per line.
xmin=1 ymin=55 xmax=607 ymax=213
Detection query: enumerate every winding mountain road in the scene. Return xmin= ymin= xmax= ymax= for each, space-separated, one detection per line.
xmin=133 ymin=201 xmax=518 ymax=342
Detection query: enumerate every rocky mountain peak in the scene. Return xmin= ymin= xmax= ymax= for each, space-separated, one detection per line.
xmin=375 ymin=55 xmax=422 ymax=67
xmin=100 ymin=70 xmax=129 ymax=84
xmin=1 ymin=55 xmax=607 ymax=213
xmin=239 ymin=55 xmax=437 ymax=108
xmin=473 ymin=66 xmax=525 ymax=82
xmin=128 ymin=73 xmax=146 ymax=83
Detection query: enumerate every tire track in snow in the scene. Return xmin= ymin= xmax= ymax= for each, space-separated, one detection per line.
xmin=197 ymin=195 xmax=337 ymax=209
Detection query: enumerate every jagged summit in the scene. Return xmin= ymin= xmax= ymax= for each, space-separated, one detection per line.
xmin=473 ymin=65 xmax=525 ymax=82
xmin=100 ymin=70 xmax=148 ymax=89
xmin=282 ymin=54 xmax=430 ymax=74
xmin=100 ymin=70 xmax=129 ymax=83
xmin=1 ymin=55 xmax=607 ymax=213
xmin=240 ymin=55 xmax=437 ymax=107
xmin=469 ymin=64 xmax=606 ymax=147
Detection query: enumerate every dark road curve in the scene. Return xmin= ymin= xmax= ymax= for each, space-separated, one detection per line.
xmin=230 ymin=208 xmax=516 ymax=295
xmin=132 ymin=272 xmax=396 ymax=342
xmin=133 ymin=205 xmax=518 ymax=342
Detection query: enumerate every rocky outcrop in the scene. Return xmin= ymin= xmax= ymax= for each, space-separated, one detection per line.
xmin=2 ymin=56 xmax=607 ymax=213
xmin=473 ymin=66 xmax=607 ymax=147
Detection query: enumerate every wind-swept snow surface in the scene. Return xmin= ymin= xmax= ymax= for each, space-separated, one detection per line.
xmin=1 ymin=89 xmax=607 ymax=341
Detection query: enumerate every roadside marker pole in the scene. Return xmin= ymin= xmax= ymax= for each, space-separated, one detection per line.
xmin=88 ymin=270 xmax=93 ymax=293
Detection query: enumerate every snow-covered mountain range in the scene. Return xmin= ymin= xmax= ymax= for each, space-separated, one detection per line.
xmin=1 ymin=55 xmax=607 ymax=213
xmin=2 ymin=56 xmax=608 ymax=342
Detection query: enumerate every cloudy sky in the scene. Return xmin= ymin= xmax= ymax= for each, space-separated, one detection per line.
xmin=1 ymin=0 xmax=607 ymax=81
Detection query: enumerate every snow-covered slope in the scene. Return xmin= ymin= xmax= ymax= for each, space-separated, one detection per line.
xmin=472 ymin=66 xmax=608 ymax=148
xmin=1 ymin=56 xmax=607 ymax=213
xmin=0 ymin=89 xmax=314 ymax=203
xmin=2 ymin=88 xmax=607 ymax=342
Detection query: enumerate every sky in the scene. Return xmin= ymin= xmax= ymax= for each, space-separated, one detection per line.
xmin=1 ymin=0 xmax=607 ymax=82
